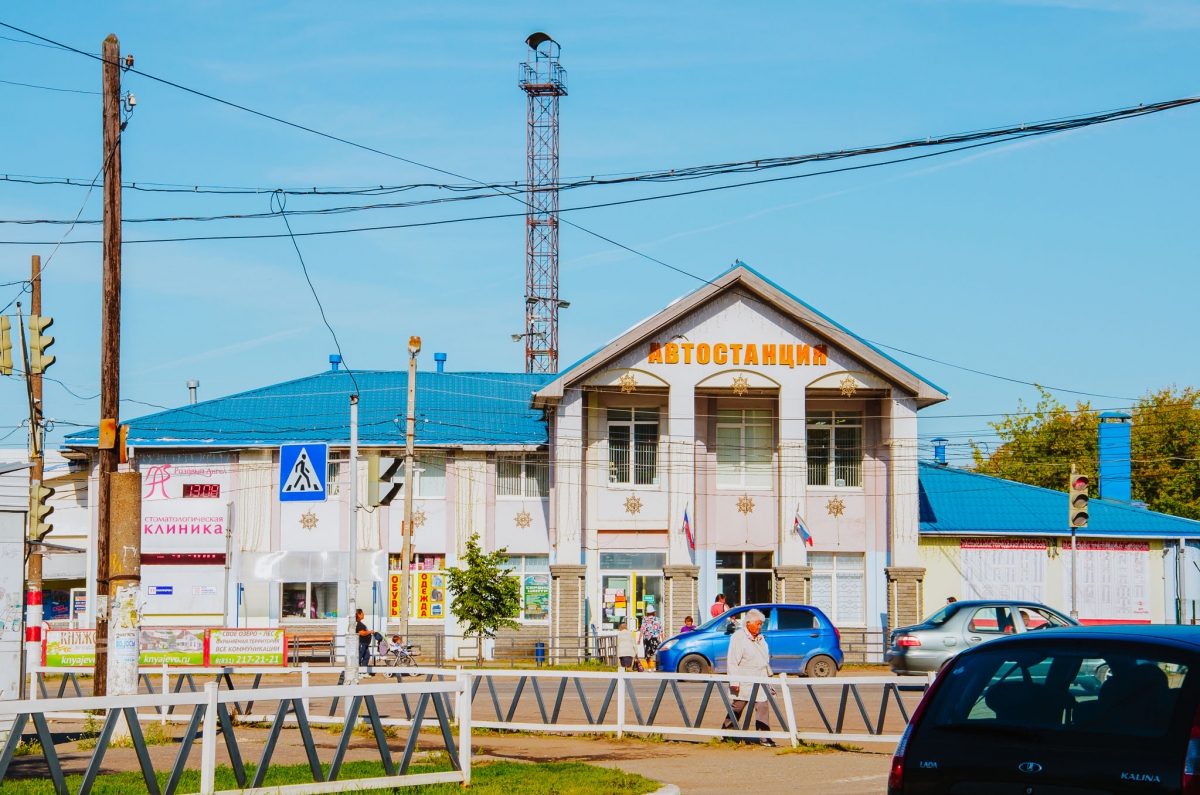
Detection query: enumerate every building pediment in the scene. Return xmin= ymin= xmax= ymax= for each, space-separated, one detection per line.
xmin=534 ymin=263 xmax=947 ymax=408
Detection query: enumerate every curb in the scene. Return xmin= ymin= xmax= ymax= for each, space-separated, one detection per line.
xmin=651 ymin=785 xmax=682 ymax=795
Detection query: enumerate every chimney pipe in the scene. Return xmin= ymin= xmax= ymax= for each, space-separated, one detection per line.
xmin=1098 ymin=412 xmax=1132 ymax=502
xmin=434 ymin=352 xmax=447 ymax=373
xmin=187 ymin=380 xmax=199 ymax=405
xmin=329 ymin=354 xmax=342 ymax=371
xmin=931 ymin=437 xmax=948 ymax=466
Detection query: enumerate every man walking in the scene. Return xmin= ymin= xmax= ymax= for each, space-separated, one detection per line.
xmin=723 ymin=608 xmax=775 ymax=746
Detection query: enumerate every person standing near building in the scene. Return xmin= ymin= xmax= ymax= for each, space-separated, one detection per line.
xmin=640 ymin=606 xmax=664 ymax=666
xmin=722 ymin=608 xmax=775 ymax=746
xmin=711 ymin=594 xmax=729 ymax=618
xmin=616 ymin=621 xmax=638 ymax=670
xmin=355 ymin=609 xmax=372 ymax=667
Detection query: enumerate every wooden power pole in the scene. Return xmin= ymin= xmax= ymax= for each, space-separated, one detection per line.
xmin=25 ymin=255 xmax=45 ymax=680
xmin=94 ymin=32 xmax=124 ymax=696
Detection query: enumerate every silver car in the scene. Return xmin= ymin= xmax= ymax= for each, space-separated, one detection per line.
xmin=886 ymin=599 xmax=1078 ymax=675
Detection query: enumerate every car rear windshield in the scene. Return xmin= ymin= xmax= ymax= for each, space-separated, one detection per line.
xmin=924 ymin=603 xmax=961 ymax=626
xmin=925 ymin=643 xmax=1192 ymax=743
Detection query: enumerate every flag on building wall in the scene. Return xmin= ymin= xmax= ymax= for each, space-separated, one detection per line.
xmin=794 ymin=506 xmax=813 ymax=546
xmin=683 ymin=508 xmax=694 ymax=550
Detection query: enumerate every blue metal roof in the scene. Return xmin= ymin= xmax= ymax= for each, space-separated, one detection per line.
xmin=918 ymin=461 xmax=1200 ymax=538
xmin=63 ymin=371 xmax=553 ymax=449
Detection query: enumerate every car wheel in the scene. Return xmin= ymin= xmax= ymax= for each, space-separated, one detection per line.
xmin=680 ymin=654 xmax=711 ymax=674
xmin=806 ymin=655 xmax=837 ymax=678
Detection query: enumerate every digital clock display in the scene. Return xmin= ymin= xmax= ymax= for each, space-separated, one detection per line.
xmin=182 ymin=483 xmax=221 ymax=499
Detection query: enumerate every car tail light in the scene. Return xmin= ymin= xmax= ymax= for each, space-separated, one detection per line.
xmin=888 ymin=668 xmax=948 ymax=793
xmin=1183 ymin=704 xmax=1200 ymax=793
xmin=833 ymin=625 xmax=840 ymax=643
xmin=896 ymin=635 xmax=921 ymax=647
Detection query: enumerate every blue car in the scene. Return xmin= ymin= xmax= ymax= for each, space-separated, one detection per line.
xmin=655 ymin=603 xmax=843 ymax=678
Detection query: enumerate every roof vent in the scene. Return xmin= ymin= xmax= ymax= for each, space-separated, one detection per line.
xmin=434 ymin=352 xmax=447 ymax=373
xmin=329 ymin=354 xmax=342 ymax=371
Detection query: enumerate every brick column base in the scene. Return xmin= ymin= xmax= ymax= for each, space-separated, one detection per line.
xmin=774 ymin=565 xmax=812 ymax=605
xmin=885 ymin=566 xmax=925 ymax=632
xmin=662 ymin=565 xmax=700 ymax=637
xmin=550 ymin=564 xmax=586 ymax=661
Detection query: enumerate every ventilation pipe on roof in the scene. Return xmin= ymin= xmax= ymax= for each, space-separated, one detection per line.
xmin=931 ymin=438 xmax=948 ymax=466
xmin=329 ymin=354 xmax=342 ymax=372
xmin=187 ymin=380 xmax=199 ymax=405
xmin=434 ymin=352 xmax=447 ymax=373
xmin=1098 ymin=412 xmax=1131 ymax=502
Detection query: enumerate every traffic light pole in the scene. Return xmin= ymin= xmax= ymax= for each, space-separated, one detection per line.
xmin=26 ymin=255 xmax=45 ymax=691
xmin=1070 ymin=529 xmax=1079 ymax=620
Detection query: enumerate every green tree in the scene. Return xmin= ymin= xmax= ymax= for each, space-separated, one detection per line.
xmin=972 ymin=385 xmax=1200 ymax=519
xmin=971 ymin=387 xmax=1099 ymax=494
xmin=1131 ymin=386 xmax=1200 ymax=520
xmin=446 ymin=534 xmax=522 ymax=666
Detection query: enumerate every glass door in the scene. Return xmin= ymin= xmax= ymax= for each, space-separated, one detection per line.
xmin=601 ymin=575 xmax=631 ymax=630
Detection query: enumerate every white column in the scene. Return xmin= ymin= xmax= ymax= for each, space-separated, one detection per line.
xmin=888 ymin=394 xmax=920 ymax=567
xmin=666 ymin=386 xmax=695 ymax=564
xmin=554 ymin=391 xmax=584 ymax=565
xmin=778 ymin=386 xmax=807 ymax=566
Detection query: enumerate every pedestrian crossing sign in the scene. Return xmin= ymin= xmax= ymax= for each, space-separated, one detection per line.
xmin=279 ymin=443 xmax=328 ymax=502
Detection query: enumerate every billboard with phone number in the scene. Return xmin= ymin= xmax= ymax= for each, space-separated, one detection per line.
xmin=42 ymin=627 xmax=287 ymax=667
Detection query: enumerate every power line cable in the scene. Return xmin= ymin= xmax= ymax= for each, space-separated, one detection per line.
xmin=0 ymin=77 xmax=99 ymax=95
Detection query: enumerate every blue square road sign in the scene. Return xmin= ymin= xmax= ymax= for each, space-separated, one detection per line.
xmin=279 ymin=443 xmax=328 ymax=502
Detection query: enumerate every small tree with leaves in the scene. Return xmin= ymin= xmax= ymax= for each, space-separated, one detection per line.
xmin=446 ymin=534 xmax=522 ymax=666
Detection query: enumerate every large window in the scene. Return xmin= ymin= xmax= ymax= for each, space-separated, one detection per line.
xmin=809 ymin=552 xmax=865 ymax=625
xmin=378 ymin=451 xmax=447 ymax=498
xmin=716 ymin=409 xmax=772 ymax=489
xmin=716 ymin=551 xmax=773 ymax=607
xmin=282 ymin=582 xmax=338 ymax=620
xmin=503 ymin=555 xmax=550 ymax=621
xmin=807 ymin=411 xmax=863 ymax=487
xmin=608 ymin=408 xmax=659 ymax=485
xmin=498 ymin=453 xmax=549 ymax=498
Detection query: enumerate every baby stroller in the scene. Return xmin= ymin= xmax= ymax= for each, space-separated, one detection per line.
xmin=375 ymin=633 xmax=417 ymax=676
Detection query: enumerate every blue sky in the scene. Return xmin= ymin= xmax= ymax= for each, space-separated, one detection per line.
xmin=2 ymin=1 xmax=1199 ymax=461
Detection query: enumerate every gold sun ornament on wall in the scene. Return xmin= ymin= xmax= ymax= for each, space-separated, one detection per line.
xmin=736 ymin=494 xmax=755 ymax=515
xmin=618 ymin=372 xmax=638 ymax=393
xmin=826 ymin=496 xmax=846 ymax=517
xmin=514 ymin=510 xmax=533 ymax=529
xmin=624 ymin=495 xmax=644 ymax=515
xmin=731 ymin=375 xmax=750 ymax=396
xmin=838 ymin=375 xmax=858 ymax=397
xmin=411 ymin=508 xmax=427 ymax=530
xmin=299 ymin=510 xmax=319 ymax=530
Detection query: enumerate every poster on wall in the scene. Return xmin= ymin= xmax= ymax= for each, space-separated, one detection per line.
xmin=43 ymin=629 xmax=96 ymax=667
xmin=141 ymin=456 xmax=230 ymax=555
xmin=1062 ymin=540 xmax=1151 ymax=623
xmin=389 ymin=573 xmax=446 ymax=619
xmin=523 ymin=574 xmax=549 ymax=621
xmin=961 ymin=539 xmax=1047 ymax=602
xmin=207 ymin=628 xmax=286 ymax=666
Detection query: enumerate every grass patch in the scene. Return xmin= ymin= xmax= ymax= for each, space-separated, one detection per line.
xmin=776 ymin=740 xmax=863 ymax=754
xmin=74 ymin=719 xmax=174 ymax=750
xmin=10 ymin=741 xmax=42 ymax=757
xmin=0 ymin=759 xmax=659 ymax=795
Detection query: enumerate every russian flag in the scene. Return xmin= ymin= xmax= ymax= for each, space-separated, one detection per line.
xmin=794 ymin=506 xmax=813 ymax=547
xmin=683 ymin=508 xmax=694 ymax=551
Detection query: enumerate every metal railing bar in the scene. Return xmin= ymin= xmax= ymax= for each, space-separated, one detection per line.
xmin=739 ymin=684 xmax=761 ymax=731
xmin=251 ymin=699 xmax=294 ymax=789
xmin=504 ymin=677 xmax=527 ymax=723
xmin=849 ymin=684 xmax=875 ymax=735
xmin=363 ymin=696 xmax=395 ymax=777
xmin=805 ymin=684 xmax=835 ymax=733
xmin=646 ymin=679 xmax=670 ymax=726
xmin=763 ymin=687 xmax=788 ymax=730
xmin=625 ymin=681 xmax=645 ymax=726
xmin=595 ymin=678 xmax=617 ymax=724
xmin=292 ymin=699 xmax=325 ymax=783
xmin=328 ymin=671 xmax=346 ymax=716
xmin=549 ymin=677 xmax=568 ymax=724
xmin=668 ymin=680 xmax=692 ymax=729
xmin=484 ymin=676 xmax=503 ymax=722
xmin=572 ymin=678 xmax=594 ymax=725
xmin=32 ymin=712 xmax=68 ymax=795
xmin=76 ymin=709 xmax=121 ymax=795
xmin=396 ymin=693 xmax=430 ymax=775
xmin=216 ymin=702 xmax=246 ymax=787
xmin=163 ymin=704 xmax=205 ymax=795
xmin=834 ymin=685 xmax=850 ymax=734
xmin=428 ymin=685 xmax=461 ymax=772
xmin=0 ymin=714 xmax=30 ymax=783
xmin=693 ymin=681 xmax=715 ymax=726
xmin=328 ymin=695 xmax=362 ymax=782
xmin=37 ymin=673 xmax=49 ymax=700
xmin=529 ymin=676 xmax=549 ymax=724
xmin=716 ymin=683 xmax=741 ymax=729
xmin=122 ymin=706 xmax=163 ymax=795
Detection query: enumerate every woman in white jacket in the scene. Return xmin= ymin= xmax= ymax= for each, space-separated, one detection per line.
xmin=722 ymin=608 xmax=775 ymax=745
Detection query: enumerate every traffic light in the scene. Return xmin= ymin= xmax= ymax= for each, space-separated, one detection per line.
xmin=27 ymin=315 xmax=54 ymax=374
xmin=367 ymin=454 xmax=403 ymax=507
xmin=1069 ymin=465 xmax=1089 ymax=529
xmin=0 ymin=316 xmax=11 ymax=375
xmin=30 ymin=482 xmax=54 ymax=540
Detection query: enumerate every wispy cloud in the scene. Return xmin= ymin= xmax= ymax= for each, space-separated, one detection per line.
xmin=137 ymin=327 xmax=307 ymax=373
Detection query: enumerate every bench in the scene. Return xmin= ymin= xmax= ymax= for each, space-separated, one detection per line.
xmin=285 ymin=632 xmax=335 ymax=665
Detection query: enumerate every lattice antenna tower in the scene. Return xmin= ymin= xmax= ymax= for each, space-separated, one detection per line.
xmin=519 ymin=32 xmax=567 ymax=374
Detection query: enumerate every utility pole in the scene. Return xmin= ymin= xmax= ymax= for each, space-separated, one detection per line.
xmin=107 ymin=472 xmax=141 ymax=708
xmin=95 ymin=33 xmax=124 ymax=696
xmin=399 ymin=337 xmax=420 ymax=639
xmin=25 ymin=256 xmax=45 ymax=689
xmin=345 ymin=394 xmax=359 ymax=685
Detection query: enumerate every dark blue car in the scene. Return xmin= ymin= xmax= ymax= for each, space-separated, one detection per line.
xmin=655 ymin=603 xmax=843 ymax=677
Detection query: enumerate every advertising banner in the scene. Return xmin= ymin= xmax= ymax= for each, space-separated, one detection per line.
xmin=43 ymin=629 xmax=96 ymax=667
xmin=1062 ymin=540 xmax=1151 ymax=623
xmin=523 ymin=574 xmax=549 ymax=621
xmin=141 ymin=456 xmax=231 ymax=555
xmin=139 ymin=628 xmax=206 ymax=666
xmin=389 ymin=572 xmax=447 ymax=619
xmin=207 ymin=628 xmax=287 ymax=666
xmin=961 ymin=538 xmax=1047 ymax=603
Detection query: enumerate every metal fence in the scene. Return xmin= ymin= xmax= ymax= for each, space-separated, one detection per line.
xmin=0 ymin=676 xmax=471 ymax=795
